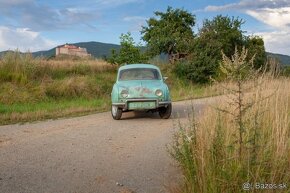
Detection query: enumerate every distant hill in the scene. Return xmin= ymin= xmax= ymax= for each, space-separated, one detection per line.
xmin=32 ymin=41 xmax=121 ymax=59
xmin=266 ymin=52 xmax=290 ymax=66
xmin=1 ymin=41 xmax=290 ymax=66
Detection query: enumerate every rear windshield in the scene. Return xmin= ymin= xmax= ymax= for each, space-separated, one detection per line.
xmin=119 ymin=68 xmax=161 ymax=80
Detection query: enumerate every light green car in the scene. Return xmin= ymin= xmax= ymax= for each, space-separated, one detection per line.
xmin=111 ymin=64 xmax=172 ymax=120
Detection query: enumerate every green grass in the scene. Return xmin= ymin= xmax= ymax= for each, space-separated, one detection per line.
xmin=0 ymin=98 xmax=110 ymax=124
xmin=0 ymin=51 xmax=220 ymax=125
xmin=158 ymin=62 xmax=222 ymax=101
xmin=0 ymin=98 xmax=107 ymax=114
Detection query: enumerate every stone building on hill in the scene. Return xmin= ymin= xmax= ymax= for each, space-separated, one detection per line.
xmin=55 ymin=44 xmax=91 ymax=57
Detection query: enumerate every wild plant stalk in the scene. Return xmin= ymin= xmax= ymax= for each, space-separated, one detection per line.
xmin=170 ymin=48 xmax=290 ymax=193
xmin=219 ymin=47 xmax=260 ymax=160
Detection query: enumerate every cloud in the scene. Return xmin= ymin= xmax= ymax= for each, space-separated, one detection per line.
xmin=123 ymin=16 xmax=147 ymax=32
xmin=204 ymin=0 xmax=290 ymax=30
xmin=246 ymin=7 xmax=290 ymax=30
xmin=0 ymin=26 xmax=57 ymax=52
xmin=96 ymin=0 xmax=140 ymax=6
xmin=0 ymin=0 xmax=100 ymax=31
xmin=204 ymin=0 xmax=290 ymax=55
xmin=256 ymin=31 xmax=290 ymax=55
xmin=123 ymin=16 xmax=147 ymax=22
xmin=0 ymin=0 xmax=33 ymax=6
xmin=204 ymin=0 xmax=290 ymax=12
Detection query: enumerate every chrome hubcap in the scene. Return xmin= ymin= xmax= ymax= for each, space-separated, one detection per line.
xmin=112 ymin=105 xmax=117 ymax=116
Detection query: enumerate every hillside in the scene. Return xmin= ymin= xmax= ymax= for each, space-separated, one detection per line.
xmin=1 ymin=42 xmax=290 ymax=65
xmin=32 ymin=41 xmax=121 ymax=58
xmin=266 ymin=52 xmax=290 ymax=65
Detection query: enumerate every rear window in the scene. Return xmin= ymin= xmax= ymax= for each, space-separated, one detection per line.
xmin=119 ymin=68 xmax=161 ymax=80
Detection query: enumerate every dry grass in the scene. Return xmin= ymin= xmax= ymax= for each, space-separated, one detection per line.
xmin=0 ymin=104 xmax=109 ymax=124
xmin=171 ymin=49 xmax=289 ymax=193
xmin=171 ymin=76 xmax=290 ymax=193
xmin=0 ymin=52 xmax=115 ymax=124
xmin=0 ymin=51 xmax=222 ymax=124
xmin=39 ymin=57 xmax=113 ymax=72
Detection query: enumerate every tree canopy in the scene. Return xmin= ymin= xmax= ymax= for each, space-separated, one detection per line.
xmin=141 ymin=7 xmax=195 ymax=62
xmin=175 ymin=15 xmax=266 ymax=83
xmin=108 ymin=32 xmax=147 ymax=65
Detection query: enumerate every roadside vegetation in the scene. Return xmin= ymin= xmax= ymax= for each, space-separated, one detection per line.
xmin=0 ymin=51 xmax=219 ymax=125
xmin=0 ymin=52 xmax=115 ymax=124
xmin=170 ymin=49 xmax=290 ymax=193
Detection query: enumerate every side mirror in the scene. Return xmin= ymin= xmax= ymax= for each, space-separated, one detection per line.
xmin=163 ymin=76 xmax=168 ymax=81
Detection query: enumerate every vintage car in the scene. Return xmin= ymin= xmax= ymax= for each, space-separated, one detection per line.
xmin=111 ymin=64 xmax=172 ymax=120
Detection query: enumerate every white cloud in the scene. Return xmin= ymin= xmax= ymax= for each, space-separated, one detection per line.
xmin=256 ymin=31 xmax=290 ymax=55
xmin=246 ymin=7 xmax=290 ymax=30
xmin=204 ymin=0 xmax=290 ymax=30
xmin=123 ymin=16 xmax=147 ymax=32
xmin=96 ymin=0 xmax=139 ymax=6
xmin=123 ymin=16 xmax=147 ymax=22
xmin=0 ymin=26 xmax=57 ymax=52
xmin=204 ymin=0 xmax=290 ymax=12
xmin=0 ymin=1 xmax=100 ymax=31
xmin=203 ymin=0 xmax=290 ymax=55
xmin=245 ymin=6 xmax=290 ymax=55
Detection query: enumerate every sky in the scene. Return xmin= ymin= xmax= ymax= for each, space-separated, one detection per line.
xmin=0 ymin=0 xmax=289 ymax=55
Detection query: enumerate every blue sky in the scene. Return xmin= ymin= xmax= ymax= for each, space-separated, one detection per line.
xmin=0 ymin=0 xmax=289 ymax=55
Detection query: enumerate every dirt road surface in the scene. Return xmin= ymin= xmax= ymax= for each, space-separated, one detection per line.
xmin=0 ymin=98 xmax=217 ymax=193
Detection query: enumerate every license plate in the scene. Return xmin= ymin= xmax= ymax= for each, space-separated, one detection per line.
xmin=128 ymin=101 xmax=156 ymax=110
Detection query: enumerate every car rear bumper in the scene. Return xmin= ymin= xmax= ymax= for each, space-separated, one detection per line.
xmin=112 ymin=99 xmax=171 ymax=110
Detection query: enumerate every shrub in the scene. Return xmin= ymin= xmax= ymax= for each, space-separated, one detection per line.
xmin=282 ymin=66 xmax=290 ymax=77
xmin=108 ymin=32 xmax=148 ymax=65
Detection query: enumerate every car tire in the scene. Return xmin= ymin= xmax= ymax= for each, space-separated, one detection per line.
xmin=159 ymin=103 xmax=172 ymax=119
xmin=111 ymin=105 xmax=122 ymax=120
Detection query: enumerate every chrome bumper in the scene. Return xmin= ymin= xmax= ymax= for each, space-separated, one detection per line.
xmin=112 ymin=98 xmax=171 ymax=110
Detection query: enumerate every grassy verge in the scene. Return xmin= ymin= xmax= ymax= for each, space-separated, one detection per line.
xmin=170 ymin=77 xmax=290 ymax=193
xmin=0 ymin=52 xmax=219 ymax=125
xmin=0 ymin=52 xmax=115 ymax=125
xmin=0 ymin=98 xmax=110 ymax=124
xmin=157 ymin=62 xmax=223 ymax=101
xmin=169 ymin=49 xmax=290 ymax=193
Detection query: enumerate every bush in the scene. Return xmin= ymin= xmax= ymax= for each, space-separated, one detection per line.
xmin=108 ymin=32 xmax=148 ymax=65
xmin=174 ymin=56 xmax=218 ymax=84
xmin=282 ymin=66 xmax=290 ymax=77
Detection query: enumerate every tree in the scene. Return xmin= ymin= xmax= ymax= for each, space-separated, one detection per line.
xmin=175 ymin=15 xmax=266 ymax=83
xmin=245 ymin=36 xmax=266 ymax=69
xmin=108 ymin=32 xmax=147 ymax=65
xmin=198 ymin=15 xmax=245 ymax=57
xmin=141 ymin=7 xmax=195 ymax=63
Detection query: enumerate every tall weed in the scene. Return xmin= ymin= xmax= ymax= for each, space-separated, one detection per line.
xmin=170 ymin=48 xmax=290 ymax=193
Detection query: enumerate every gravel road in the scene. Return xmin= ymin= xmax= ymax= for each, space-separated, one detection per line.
xmin=0 ymin=98 xmax=218 ymax=193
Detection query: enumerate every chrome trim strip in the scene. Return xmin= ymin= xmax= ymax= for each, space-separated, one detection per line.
xmin=113 ymin=99 xmax=172 ymax=110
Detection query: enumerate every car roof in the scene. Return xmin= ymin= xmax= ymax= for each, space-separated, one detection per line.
xmin=118 ymin=64 xmax=160 ymax=71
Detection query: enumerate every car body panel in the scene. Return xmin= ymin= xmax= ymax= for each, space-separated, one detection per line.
xmin=111 ymin=64 xmax=171 ymax=111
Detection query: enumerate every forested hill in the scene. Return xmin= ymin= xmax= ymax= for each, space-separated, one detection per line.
xmin=32 ymin=41 xmax=121 ymax=59
xmin=266 ymin=52 xmax=290 ymax=65
xmin=1 ymin=41 xmax=290 ymax=65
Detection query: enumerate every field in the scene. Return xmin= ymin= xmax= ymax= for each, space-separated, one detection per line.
xmin=0 ymin=52 xmax=221 ymax=125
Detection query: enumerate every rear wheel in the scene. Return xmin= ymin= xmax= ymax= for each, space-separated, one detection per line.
xmin=111 ymin=105 xmax=122 ymax=120
xmin=159 ymin=103 xmax=172 ymax=119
